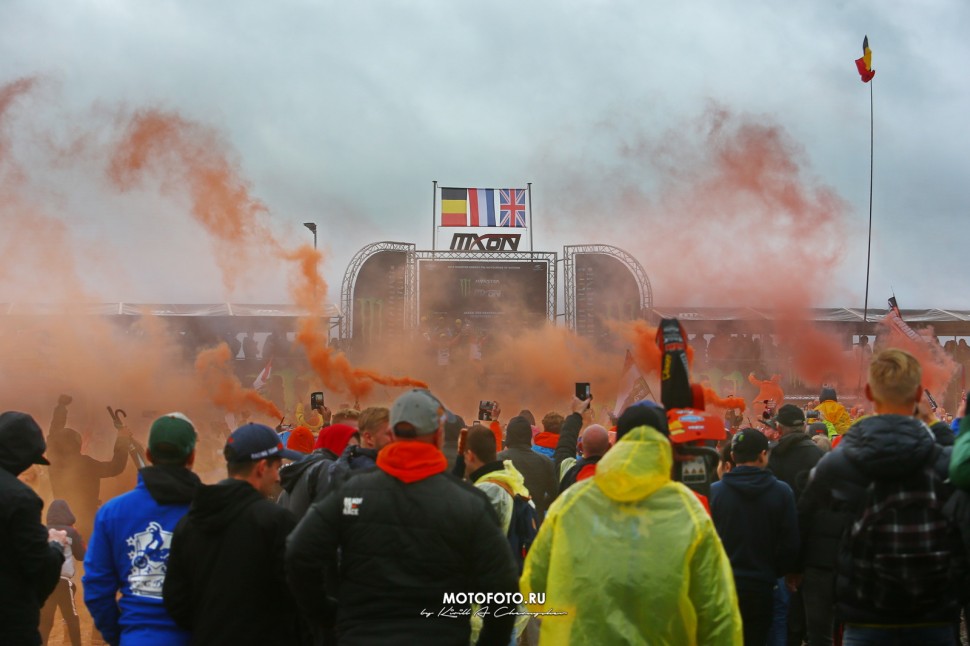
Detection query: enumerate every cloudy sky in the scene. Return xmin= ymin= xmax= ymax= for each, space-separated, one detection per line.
xmin=1 ymin=0 xmax=967 ymax=310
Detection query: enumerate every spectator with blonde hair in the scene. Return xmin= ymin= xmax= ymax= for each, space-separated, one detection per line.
xmin=797 ymin=349 xmax=960 ymax=645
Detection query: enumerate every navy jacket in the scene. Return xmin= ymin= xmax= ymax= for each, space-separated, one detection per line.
xmin=710 ymin=466 xmax=799 ymax=588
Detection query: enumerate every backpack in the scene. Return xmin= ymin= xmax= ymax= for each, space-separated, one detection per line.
xmin=841 ymin=463 xmax=965 ymax=616
xmin=489 ymin=480 xmax=539 ymax=574
xmin=60 ymin=536 xmax=75 ymax=579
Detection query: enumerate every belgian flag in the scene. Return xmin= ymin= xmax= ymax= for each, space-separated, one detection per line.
xmin=855 ymin=36 xmax=875 ymax=83
xmin=440 ymin=187 xmax=468 ymax=226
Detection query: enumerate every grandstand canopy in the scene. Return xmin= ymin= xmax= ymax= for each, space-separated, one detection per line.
xmin=645 ymin=307 xmax=970 ymax=336
xmin=0 ymin=303 xmax=342 ymax=318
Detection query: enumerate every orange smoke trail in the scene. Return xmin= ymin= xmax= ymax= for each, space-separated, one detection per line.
xmin=703 ymin=387 xmax=747 ymax=412
xmin=295 ymin=315 xmax=427 ymax=401
xmin=287 ymin=246 xmax=427 ymax=400
xmin=194 ymin=343 xmax=283 ymax=420
xmin=108 ymin=110 xmax=281 ymax=294
xmin=352 ymin=369 xmax=428 ymax=392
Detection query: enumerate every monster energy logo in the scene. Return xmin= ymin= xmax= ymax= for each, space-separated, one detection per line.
xmin=356 ymin=298 xmax=384 ymax=344
xmin=458 ymin=279 xmax=472 ymax=297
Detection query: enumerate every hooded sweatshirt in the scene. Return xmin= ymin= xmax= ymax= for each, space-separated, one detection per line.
xmin=710 ymin=466 xmax=799 ymax=587
xmin=83 ymin=465 xmax=201 ymax=646
xmin=767 ymin=431 xmax=824 ymax=500
xmin=0 ymin=411 xmax=64 ymax=645
xmin=46 ymin=499 xmax=85 ymax=573
xmin=520 ymin=427 xmax=742 ymax=645
xmin=163 ymin=478 xmax=299 ymax=646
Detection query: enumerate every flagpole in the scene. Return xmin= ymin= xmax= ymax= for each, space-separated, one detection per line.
xmin=432 ymin=180 xmax=438 ymax=253
xmin=527 ymin=182 xmax=534 ymax=253
xmin=863 ymin=81 xmax=874 ymax=323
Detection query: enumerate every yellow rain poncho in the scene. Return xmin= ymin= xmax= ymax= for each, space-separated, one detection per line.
xmin=520 ymin=426 xmax=742 ymax=645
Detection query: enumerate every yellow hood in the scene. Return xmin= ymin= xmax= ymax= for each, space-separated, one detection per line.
xmin=594 ymin=426 xmax=672 ymax=502
xmin=479 ymin=460 xmax=531 ymax=498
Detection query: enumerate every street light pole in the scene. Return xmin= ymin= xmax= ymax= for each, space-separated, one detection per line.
xmin=303 ymin=222 xmax=317 ymax=250
xmin=303 ymin=222 xmax=318 ymax=304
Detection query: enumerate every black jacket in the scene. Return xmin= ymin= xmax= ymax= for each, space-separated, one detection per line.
xmin=558 ymin=455 xmax=603 ymax=493
xmin=797 ymin=414 xmax=955 ymax=624
xmin=552 ymin=412 xmax=583 ymax=477
xmin=278 ymin=448 xmax=339 ymax=519
xmin=163 ymin=478 xmax=300 ymax=645
xmin=710 ymin=466 xmax=799 ymax=587
xmin=0 ymin=413 xmax=64 ymax=646
xmin=286 ymin=464 xmax=518 ymax=645
xmin=497 ymin=445 xmax=556 ymax=517
xmin=328 ymin=445 xmax=378 ymax=486
xmin=767 ymin=431 xmax=824 ymax=501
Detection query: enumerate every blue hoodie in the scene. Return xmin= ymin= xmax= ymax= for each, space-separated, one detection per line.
xmin=83 ymin=466 xmax=200 ymax=646
xmin=710 ymin=466 xmax=799 ymax=588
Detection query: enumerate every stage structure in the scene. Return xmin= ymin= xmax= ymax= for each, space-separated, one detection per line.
xmin=563 ymin=245 xmax=654 ymax=343
xmin=340 ymin=241 xmax=557 ymax=348
xmin=339 ymin=185 xmax=653 ymax=347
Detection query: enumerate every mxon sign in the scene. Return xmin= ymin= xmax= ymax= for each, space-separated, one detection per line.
xmin=450 ymin=233 xmax=522 ymax=252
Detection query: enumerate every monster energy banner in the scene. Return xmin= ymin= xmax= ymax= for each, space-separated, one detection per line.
xmin=418 ymin=260 xmax=547 ymax=328
xmin=574 ymin=253 xmax=642 ymax=343
xmin=352 ymin=251 xmax=408 ymax=347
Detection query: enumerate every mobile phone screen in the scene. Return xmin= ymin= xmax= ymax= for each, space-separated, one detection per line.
xmin=575 ymin=383 xmax=591 ymax=400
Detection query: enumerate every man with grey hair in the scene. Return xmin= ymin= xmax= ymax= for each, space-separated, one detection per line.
xmin=286 ymin=389 xmax=518 ymax=645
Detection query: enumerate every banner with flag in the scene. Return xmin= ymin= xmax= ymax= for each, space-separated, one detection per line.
xmin=439 ymin=187 xmax=528 ymax=228
xmin=613 ymin=350 xmax=655 ymax=418
xmin=855 ymin=35 xmax=875 ymax=82
xmin=885 ymin=296 xmax=923 ymax=344
xmin=252 ymin=357 xmax=273 ymax=391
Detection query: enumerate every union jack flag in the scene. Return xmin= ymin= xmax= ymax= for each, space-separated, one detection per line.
xmin=498 ymin=188 xmax=527 ymax=228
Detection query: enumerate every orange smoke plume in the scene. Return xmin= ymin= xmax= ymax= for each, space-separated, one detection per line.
xmin=194 ymin=343 xmax=282 ymax=420
xmin=108 ymin=109 xmax=281 ymax=294
xmin=880 ymin=326 xmax=957 ymax=395
xmin=626 ymin=320 xmax=694 ymax=374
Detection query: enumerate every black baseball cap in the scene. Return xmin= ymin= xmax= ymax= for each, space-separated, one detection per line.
xmin=731 ymin=427 xmax=769 ymax=456
xmin=775 ymin=404 xmax=806 ymax=428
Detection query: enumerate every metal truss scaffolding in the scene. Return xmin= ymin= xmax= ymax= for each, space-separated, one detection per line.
xmin=340 ymin=241 xmax=416 ymax=339
xmin=563 ymin=244 xmax=653 ymax=331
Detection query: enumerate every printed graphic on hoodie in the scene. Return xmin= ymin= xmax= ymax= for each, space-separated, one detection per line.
xmin=126 ymin=521 xmax=173 ymax=598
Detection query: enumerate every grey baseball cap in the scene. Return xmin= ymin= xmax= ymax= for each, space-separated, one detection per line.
xmin=390 ymin=389 xmax=451 ymax=436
